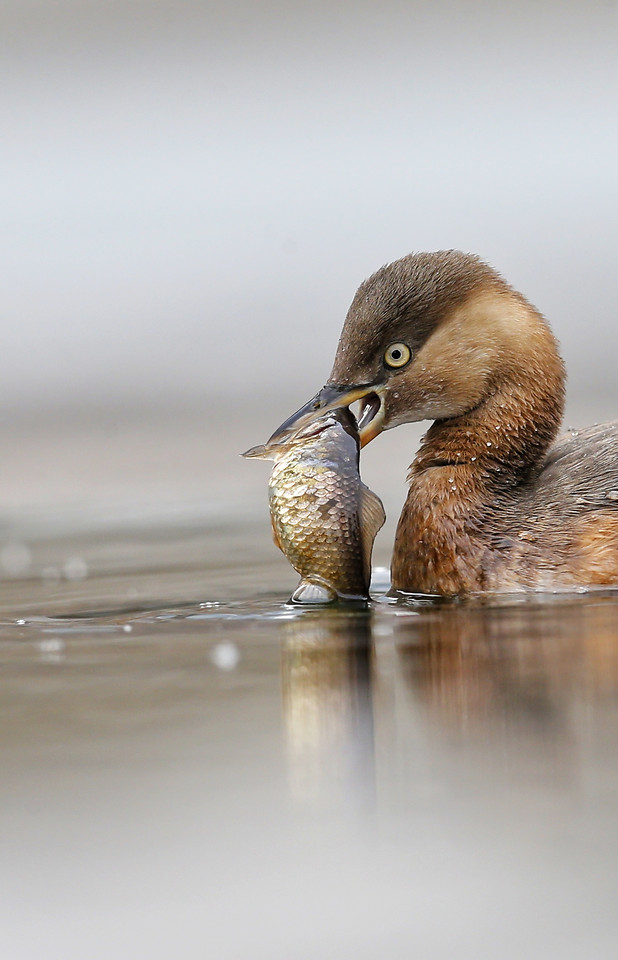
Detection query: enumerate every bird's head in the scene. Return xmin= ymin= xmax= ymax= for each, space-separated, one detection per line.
xmin=269 ymin=250 xmax=556 ymax=447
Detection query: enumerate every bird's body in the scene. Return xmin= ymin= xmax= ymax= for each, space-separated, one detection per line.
xmin=394 ymin=421 xmax=618 ymax=594
xmin=271 ymin=251 xmax=618 ymax=596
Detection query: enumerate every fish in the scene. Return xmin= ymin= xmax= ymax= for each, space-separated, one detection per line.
xmin=242 ymin=407 xmax=385 ymax=603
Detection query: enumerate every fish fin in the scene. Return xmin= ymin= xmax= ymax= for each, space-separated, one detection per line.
xmin=359 ymin=484 xmax=386 ymax=578
xmin=241 ymin=443 xmax=274 ymax=460
xmin=290 ymin=579 xmax=337 ymax=604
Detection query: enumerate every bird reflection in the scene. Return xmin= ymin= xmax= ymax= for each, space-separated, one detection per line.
xmin=394 ymin=605 xmax=567 ymax=745
xmin=280 ymin=609 xmax=374 ymax=811
xmin=392 ymin=598 xmax=618 ymax=731
xmin=376 ymin=597 xmax=618 ymax=799
xmin=279 ymin=595 xmax=618 ymax=810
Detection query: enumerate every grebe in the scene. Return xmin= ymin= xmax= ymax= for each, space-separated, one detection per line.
xmin=270 ymin=251 xmax=618 ymax=595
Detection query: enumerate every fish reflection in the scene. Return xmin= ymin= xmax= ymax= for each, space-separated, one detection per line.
xmin=281 ymin=610 xmax=374 ymax=810
xmin=279 ymin=597 xmax=618 ymax=811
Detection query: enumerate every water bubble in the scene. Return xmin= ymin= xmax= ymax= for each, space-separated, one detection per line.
xmin=39 ymin=637 xmax=64 ymax=653
xmin=210 ymin=642 xmax=240 ymax=671
xmin=63 ymin=557 xmax=88 ymax=581
xmin=38 ymin=637 xmax=65 ymax=662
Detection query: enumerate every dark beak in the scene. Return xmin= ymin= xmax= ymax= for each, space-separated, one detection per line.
xmin=268 ymin=382 xmax=386 ymax=448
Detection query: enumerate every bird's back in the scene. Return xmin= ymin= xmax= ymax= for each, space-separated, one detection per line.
xmin=489 ymin=421 xmax=618 ymax=588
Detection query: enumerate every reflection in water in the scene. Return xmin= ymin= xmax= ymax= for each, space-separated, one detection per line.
xmin=281 ymin=610 xmax=375 ymax=810
xmin=1 ymin=498 xmax=618 ymax=956
xmin=279 ymin=596 xmax=618 ymax=813
xmin=3 ymin=563 xmax=618 ymax=958
xmin=372 ymin=598 xmax=618 ymax=806
xmin=392 ymin=600 xmax=618 ymax=728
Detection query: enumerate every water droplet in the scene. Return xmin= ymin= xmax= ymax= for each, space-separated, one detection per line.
xmin=63 ymin=557 xmax=88 ymax=581
xmin=486 ymin=442 xmax=492 ymax=447
xmin=122 ymin=624 xmax=133 ymax=633
xmin=38 ymin=637 xmax=65 ymax=662
xmin=471 ymin=456 xmax=477 ymax=462
xmin=39 ymin=637 xmax=64 ymax=654
xmin=210 ymin=642 xmax=240 ymax=671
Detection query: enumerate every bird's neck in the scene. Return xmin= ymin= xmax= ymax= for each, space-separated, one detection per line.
xmin=392 ymin=340 xmax=566 ymax=595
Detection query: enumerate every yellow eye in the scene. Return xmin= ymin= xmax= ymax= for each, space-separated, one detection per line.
xmin=384 ymin=342 xmax=411 ymax=368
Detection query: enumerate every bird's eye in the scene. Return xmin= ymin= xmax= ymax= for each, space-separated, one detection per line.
xmin=384 ymin=342 xmax=412 ymax=368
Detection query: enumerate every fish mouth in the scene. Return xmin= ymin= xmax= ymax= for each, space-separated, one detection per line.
xmin=242 ymin=412 xmax=335 ymax=460
xmin=268 ymin=382 xmax=386 ymax=448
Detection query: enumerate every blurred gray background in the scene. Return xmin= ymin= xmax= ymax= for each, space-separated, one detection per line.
xmin=2 ymin=0 xmax=617 ymax=505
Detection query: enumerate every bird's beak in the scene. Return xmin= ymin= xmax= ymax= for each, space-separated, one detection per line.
xmin=268 ymin=382 xmax=386 ymax=448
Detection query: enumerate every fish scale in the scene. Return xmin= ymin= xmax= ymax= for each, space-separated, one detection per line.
xmin=243 ymin=408 xmax=385 ymax=603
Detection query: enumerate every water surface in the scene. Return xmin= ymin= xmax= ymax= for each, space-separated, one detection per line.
xmin=1 ymin=490 xmax=617 ymax=959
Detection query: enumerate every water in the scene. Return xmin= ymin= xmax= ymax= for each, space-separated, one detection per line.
xmin=1 ymin=413 xmax=618 ymax=959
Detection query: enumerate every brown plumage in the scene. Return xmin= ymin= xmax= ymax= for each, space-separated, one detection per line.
xmin=270 ymin=250 xmax=618 ymax=595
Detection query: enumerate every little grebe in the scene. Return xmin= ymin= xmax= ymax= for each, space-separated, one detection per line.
xmin=270 ymin=250 xmax=618 ymax=595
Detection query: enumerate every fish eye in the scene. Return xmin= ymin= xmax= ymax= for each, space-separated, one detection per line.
xmin=384 ymin=342 xmax=412 ymax=369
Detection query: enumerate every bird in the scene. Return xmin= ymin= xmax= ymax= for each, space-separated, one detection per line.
xmin=269 ymin=250 xmax=618 ymax=596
